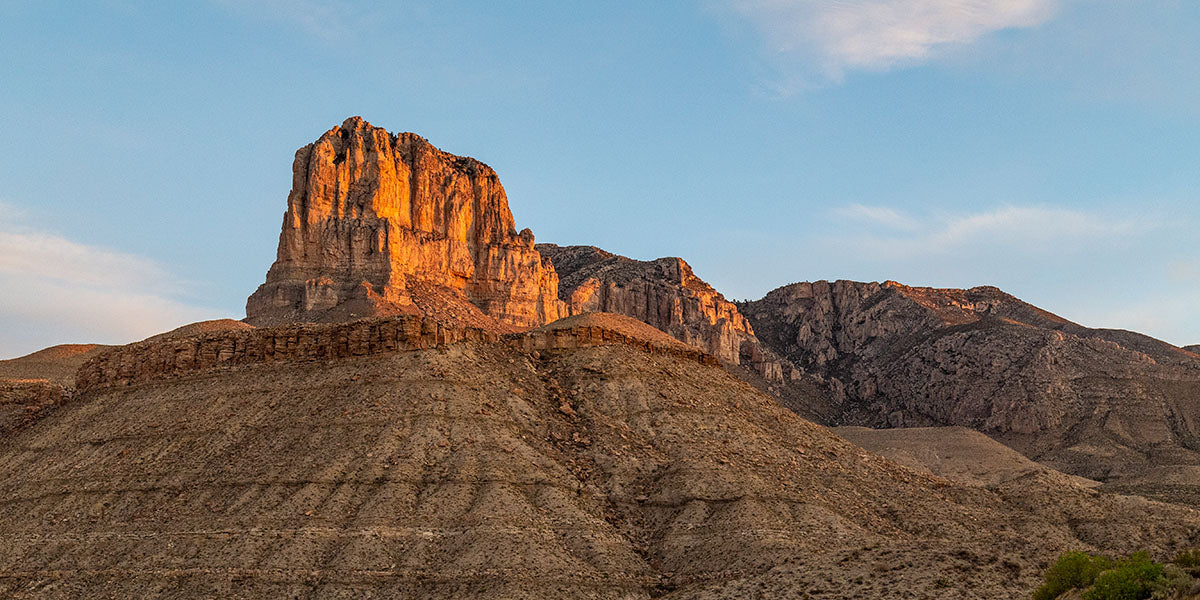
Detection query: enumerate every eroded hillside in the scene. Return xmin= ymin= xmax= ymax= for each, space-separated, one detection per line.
xmin=1 ymin=315 xmax=1197 ymax=599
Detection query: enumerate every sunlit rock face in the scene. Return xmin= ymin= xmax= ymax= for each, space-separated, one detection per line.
xmin=536 ymin=243 xmax=786 ymax=379
xmin=246 ymin=117 xmax=563 ymax=328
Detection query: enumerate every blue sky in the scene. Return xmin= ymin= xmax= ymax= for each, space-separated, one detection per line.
xmin=1 ymin=1 xmax=1198 ymax=357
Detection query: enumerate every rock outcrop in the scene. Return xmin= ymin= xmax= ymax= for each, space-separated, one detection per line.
xmin=77 ymin=313 xmax=716 ymax=392
xmin=740 ymin=280 xmax=1200 ymax=481
xmin=0 ymin=379 xmax=69 ymax=436
xmin=246 ymin=117 xmax=562 ymax=329
xmin=1186 ymin=344 xmax=1200 ymax=354
xmin=536 ymin=244 xmax=785 ymax=379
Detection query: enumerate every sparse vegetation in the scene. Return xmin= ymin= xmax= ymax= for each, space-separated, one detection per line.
xmin=1083 ymin=552 xmax=1162 ymax=600
xmin=1033 ymin=551 xmax=1112 ymax=600
xmin=1033 ymin=550 xmax=1200 ymax=600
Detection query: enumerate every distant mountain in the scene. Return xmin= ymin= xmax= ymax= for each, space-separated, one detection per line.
xmin=0 ymin=343 xmax=110 ymax=386
xmin=739 ymin=280 xmax=1200 ymax=483
xmin=0 ymin=343 xmax=110 ymax=436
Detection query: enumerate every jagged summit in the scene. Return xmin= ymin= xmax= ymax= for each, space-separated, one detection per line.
xmin=246 ymin=117 xmax=562 ymax=329
xmin=876 ymin=280 xmax=1072 ymax=328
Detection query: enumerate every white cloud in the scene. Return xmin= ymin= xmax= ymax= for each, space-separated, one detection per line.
xmin=836 ymin=203 xmax=921 ymax=231
xmin=728 ymin=0 xmax=1059 ymax=81
xmin=1169 ymin=260 xmax=1200 ymax=284
xmin=0 ymin=229 xmax=167 ymax=290
xmin=834 ymin=204 xmax=1149 ymax=259
xmin=0 ymin=221 xmax=227 ymax=358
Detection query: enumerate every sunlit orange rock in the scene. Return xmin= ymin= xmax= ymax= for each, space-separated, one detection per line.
xmin=246 ymin=117 xmax=563 ymax=328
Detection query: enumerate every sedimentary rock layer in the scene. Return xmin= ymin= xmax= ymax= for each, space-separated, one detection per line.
xmin=246 ymin=117 xmax=562 ymax=328
xmin=77 ymin=314 xmax=715 ymax=392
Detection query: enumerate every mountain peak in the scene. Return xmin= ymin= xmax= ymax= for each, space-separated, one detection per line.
xmin=246 ymin=119 xmax=562 ymax=329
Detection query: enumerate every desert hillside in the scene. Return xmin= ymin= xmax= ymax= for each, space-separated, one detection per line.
xmin=1 ymin=314 xmax=1197 ymax=599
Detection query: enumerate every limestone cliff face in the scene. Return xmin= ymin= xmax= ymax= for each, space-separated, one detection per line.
xmin=77 ymin=313 xmax=716 ymax=392
xmin=741 ymin=280 xmax=1200 ymax=480
xmin=246 ymin=117 xmax=562 ymax=329
xmin=536 ymin=244 xmax=784 ymax=379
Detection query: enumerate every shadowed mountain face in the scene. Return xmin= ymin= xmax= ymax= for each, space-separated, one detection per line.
xmin=739 ymin=280 xmax=1200 ymax=482
xmin=2 ymin=315 xmax=1197 ymax=599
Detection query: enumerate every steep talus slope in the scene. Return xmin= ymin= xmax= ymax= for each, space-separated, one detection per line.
xmin=2 ymin=315 xmax=1198 ymax=599
xmin=246 ymin=117 xmax=561 ymax=329
xmin=740 ymin=280 xmax=1200 ymax=482
xmin=536 ymin=244 xmax=787 ymax=380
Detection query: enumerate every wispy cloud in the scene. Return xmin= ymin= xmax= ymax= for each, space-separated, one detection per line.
xmin=836 ymin=203 xmax=921 ymax=231
xmin=832 ymin=204 xmax=1149 ymax=259
xmin=0 ymin=218 xmax=226 ymax=358
xmin=0 ymin=229 xmax=167 ymax=290
xmin=1169 ymin=260 xmax=1200 ymax=284
xmin=726 ymin=0 xmax=1059 ymax=85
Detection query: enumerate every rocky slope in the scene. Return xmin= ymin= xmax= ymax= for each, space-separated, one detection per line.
xmin=0 ymin=344 xmax=110 ymax=436
xmin=246 ymin=117 xmax=562 ymax=329
xmin=2 ymin=314 xmax=1198 ymax=599
xmin=1186 ymin=344 xmax=1200 ymax=354
xmin=739 ymin=280 xmax=1200 ymax=482
xmin=537 ymin=244 xmax=786 ymax=380
xmin=0 ymin=344 xmax=110 ymax=387
xmin=0 ymin=379 xmax=69 ymax=436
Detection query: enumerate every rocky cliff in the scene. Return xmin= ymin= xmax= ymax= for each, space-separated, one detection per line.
xmin=77 ymin=313 xmax=716 ymax=393
xmin=740 ymin=280 xmax=1200 ymax=480
xmin=536 ymin=244 xmax=786 ymax=379
xmin=246 ymin=117 xmax=562 ymax=329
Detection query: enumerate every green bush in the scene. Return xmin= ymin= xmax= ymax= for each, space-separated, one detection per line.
xmin=1083 ymin=552 xmax=1164 ymax=600
xmin=1171 ymin=549 xmax=1200 ymax=570
xmin=1033 ymin=551 xmax=1113 ymax=600
xmin=1149 ymin=564 xmax=1198 ymax=600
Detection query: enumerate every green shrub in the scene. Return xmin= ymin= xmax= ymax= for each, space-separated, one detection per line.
xmin=1149 ymin=564 xmax=1198 ymax=600
xmin=1083 ymin=552 xmax=1164 ymax=600
xmin=1171 ymin=549 xmax=1200 ymax=570
xmin=1033 ymin=551 xmax=1113 ymax=600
